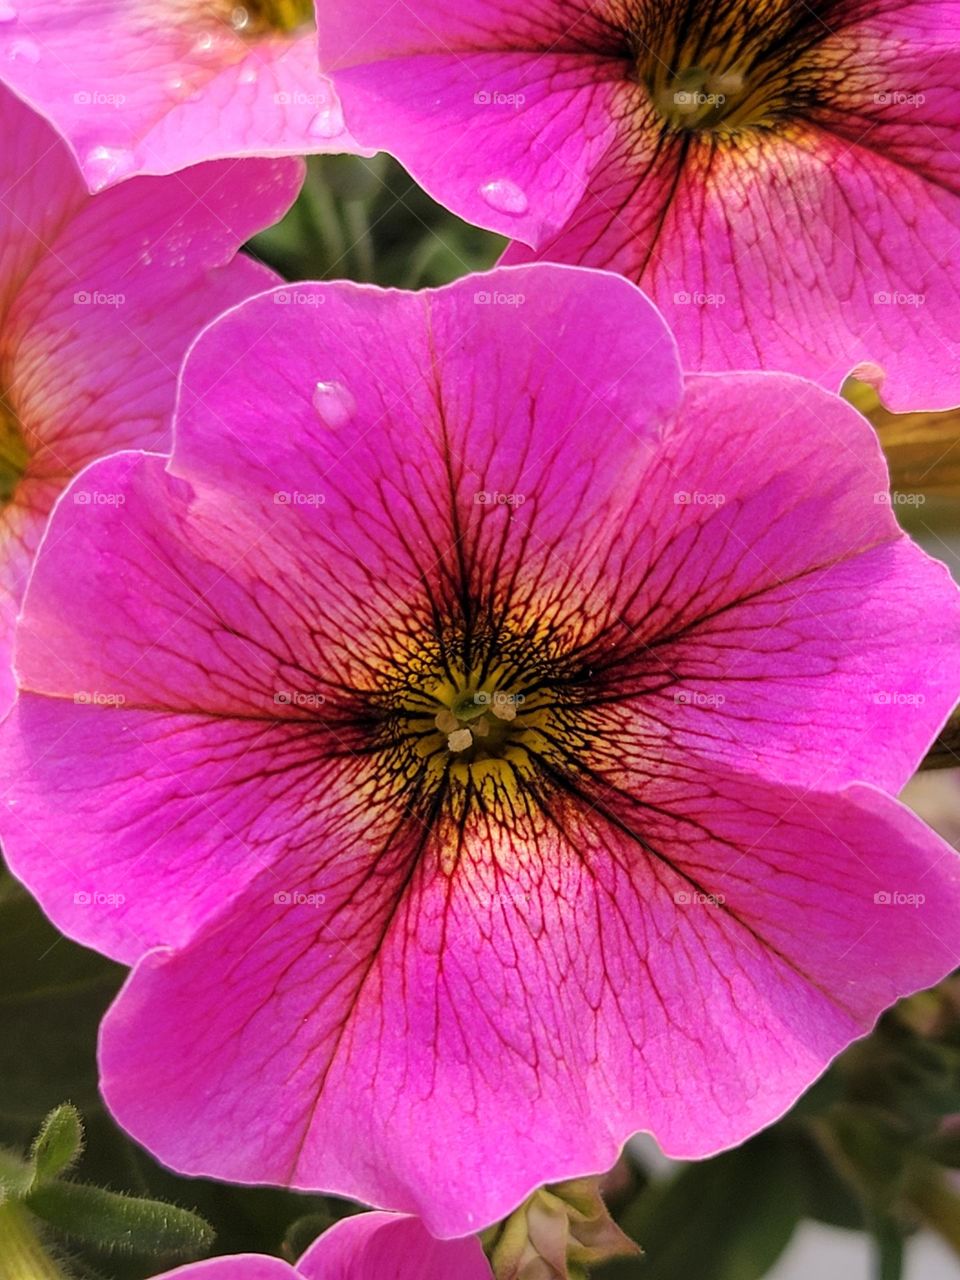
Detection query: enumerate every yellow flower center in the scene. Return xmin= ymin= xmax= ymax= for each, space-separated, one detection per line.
xmin=633 ymin=0 xmax=829 ymax=134
xmin=224 ymin=0 xmax=314 ymax=36
xmin=0 ymin=396 xmax=28 ymax=508
xmin=399 ymin=661 xmax=557 ymax=790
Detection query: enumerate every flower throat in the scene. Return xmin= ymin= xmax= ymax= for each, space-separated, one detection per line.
xmin=226 ymin=0 xmax=314 ymax=36
xmin=629 ymin=0 xmax=845 ymax=134
xmin=0 ymin=397 xmax=28 ymax=508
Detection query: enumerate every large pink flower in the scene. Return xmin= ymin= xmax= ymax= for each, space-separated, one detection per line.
xmin=3 ymin=264 xmax=960 ymax=1233
xmin=318 ymin=0 xmax=960 ymax=411
xmin=0 ymin=1 xmax=365 ymax=190
xmin=0 ymin=83 xmax=300 ymax=714
xmin=154 ymin=1213 xmax=491 ymax=1280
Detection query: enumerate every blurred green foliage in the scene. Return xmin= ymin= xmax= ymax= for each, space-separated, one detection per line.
xmin=249 ymin=154 xmax=504 ymax=289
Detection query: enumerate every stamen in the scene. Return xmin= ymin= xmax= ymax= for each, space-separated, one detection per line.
xmin=435 ymin=709 xmax=459 ymax=734
xmin=491 ymin=693 xmax=517 ymax=722
xmin=447 ymin=728 xmax=473 ymax=754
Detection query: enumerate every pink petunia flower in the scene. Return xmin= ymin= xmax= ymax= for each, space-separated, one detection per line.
xmin=3 ymin=264 xmax=960 ymax=1233
xmin=154 ymin=1213 xmax=492 ymax=1280
xmin=318 ymin=0 xmax=960 ymax=411
xmin=0 ymin=0 xmax=365 ymax=191
xmin=0 ymin=83 xmax=300 ymax=714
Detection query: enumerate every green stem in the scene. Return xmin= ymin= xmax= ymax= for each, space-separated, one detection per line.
xmin=905 ymin=1164 xmax=960 ymax=1256
xmin=870 ymin=1215 xmax=903 ymax=1280
xmin=0 ymin=1202 xmax=66 ymax=1280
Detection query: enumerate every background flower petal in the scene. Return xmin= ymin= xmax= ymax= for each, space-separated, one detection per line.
xmin=299 ymin=1212 xmax=491 ymax=1279
xmin=0 ymin=2 xmax=362 ymax=188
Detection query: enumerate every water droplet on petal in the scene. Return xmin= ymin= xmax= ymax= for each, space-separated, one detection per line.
xmin=191 ymin=28 xmax=233 ymax=60
xmin=478 ymin=178 xmax=529 ymax=216
xmin=312 ymin=380 xmax=356 ymax=429
xmin=0 ymin=4 xmax=18 ymax=24
xmin=308 ymin=98 xmax=345 ymax=139
xmin=8 ymin=36 xmax=39 ymax=62
xmin=238 ymin=62 xmax=258 ymax=85
xmin=231 ymin=5 xmax=251 ymax=31
xmin=84 ymin=145 xmax=136 ymax=189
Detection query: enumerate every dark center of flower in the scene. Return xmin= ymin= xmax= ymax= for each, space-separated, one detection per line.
xmin=631 ymin=0 xmax=841 ymax=134
xmin=360 ymin=621 xmax=601 ymax=817
xmin=0 ymin=395 xmax=28 ymax=508
xmin=398 ymin=660 xmax=557 ymax=789
xmin=225 ymin=0 xmax=314 ymax=36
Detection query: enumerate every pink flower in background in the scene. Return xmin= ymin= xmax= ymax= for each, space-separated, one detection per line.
xmin=155 ymin=1214 xmax=491 ymax=1279
xmin=319 ymin=0 xmax=960 ymax=410
xmin=0 ymin=0 xmax=365 ymax=190
xmin=3 ymin=264 xmax=960 ymax=1233
xmin=0 ymin=84 xmax=300 ymax=714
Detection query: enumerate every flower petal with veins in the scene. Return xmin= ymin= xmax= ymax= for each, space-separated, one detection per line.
xmin=2 ymin=264 xmax=959 ymax=1234
xmin=0 ymin=0 xmax=366 ymax=188
xmin=0 ymin=84 xmax=301 ymax=714
xmin=319 ymin=0 xmax=960 ymax=409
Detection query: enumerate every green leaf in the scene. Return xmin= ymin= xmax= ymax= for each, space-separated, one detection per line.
xmin=925 ymin=1128 xmax=960 ymax=1169
xmin=0 ymin=1148 xmax=34 ymax=1201
xmin=281 ymin=1212 xmax=337 ymax=1262
xmin=30 ymin=1106 xmax=84 ymax=1187
xmin=600 ymin=1134 xmax=803 ymax=1280
xmin=26 ymin=1182 xmax=214 ymax=1259
xmin=824 ymin=1106 xmax=910 ymax=1207
xmin=0 ymin=873 xmax=123 ymax=1156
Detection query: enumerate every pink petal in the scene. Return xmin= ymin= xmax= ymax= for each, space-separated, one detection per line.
xmin=2 ymin=264 xmax=957 ymax=1234
xmin=152 ymin=1259 xmax=297 ymax=1280
xmin=0 ymin=2 xmax=364 ymax=189
xmin=509 ymin=120 xmax=960 ymax=411
xmin=582 ymin=371 xmax=960 ymax=793
xmin=325 ymin=50 xmax=622 ymax=247
xmin=98 ymin=775 xmax=960 ymax=1234
xmin=0 ymin=86 xmax=301 ymax=715
xmin=1 ymin=267 xmax=680 ymax=960
xmin=298 ymin=1213 xmax=491 ymax=1279
xmin=324 ymin=0 xmax=960 ymax=407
